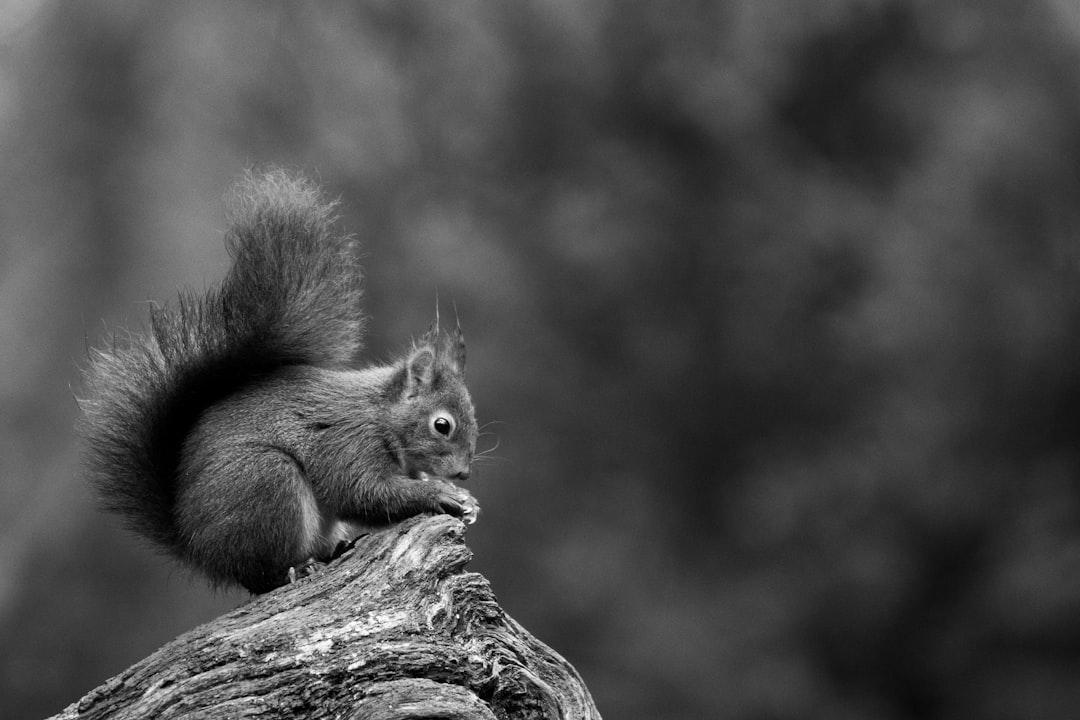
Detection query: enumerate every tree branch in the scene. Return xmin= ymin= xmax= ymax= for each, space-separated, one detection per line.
xmin=51 ymin=515 xmax=601 ymax=719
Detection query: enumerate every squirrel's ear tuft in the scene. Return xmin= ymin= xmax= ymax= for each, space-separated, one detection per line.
xmin=450 ymin=317 xmax=465 ymax=377
xmin=420 ymin=299 xmax=440 ymax=348
xmin=405 ymin=346 xmax=436 ymax=396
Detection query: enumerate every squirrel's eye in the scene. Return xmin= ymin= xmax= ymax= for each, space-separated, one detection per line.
xmin=430 ymin=414 xmax=455 ymax=437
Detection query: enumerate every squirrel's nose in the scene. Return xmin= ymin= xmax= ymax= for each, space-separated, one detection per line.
xmin=451 ymin=469 xmax=471 ymax=482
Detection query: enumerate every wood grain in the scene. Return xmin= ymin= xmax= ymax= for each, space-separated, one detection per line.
xmin=51 ymin=515 xmax=601 ymax=720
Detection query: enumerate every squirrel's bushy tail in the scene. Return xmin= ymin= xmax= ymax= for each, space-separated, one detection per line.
xmin=79 ymin=169 xmax=363 ymax=552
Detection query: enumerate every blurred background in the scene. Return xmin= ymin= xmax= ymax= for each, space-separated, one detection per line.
xmin=4 ymin=1 xmax=1080 ymax=718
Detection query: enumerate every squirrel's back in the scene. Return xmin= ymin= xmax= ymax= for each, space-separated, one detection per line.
xmin=78 ymin=170 xmax=364 ymax=552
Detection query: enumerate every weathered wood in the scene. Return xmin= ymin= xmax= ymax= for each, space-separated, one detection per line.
xmin=52 ymin=515 xmax=601 ymax=719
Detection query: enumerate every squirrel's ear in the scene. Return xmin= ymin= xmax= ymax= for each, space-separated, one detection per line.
xmin=405 ymin=346 xmax=436 ymax=395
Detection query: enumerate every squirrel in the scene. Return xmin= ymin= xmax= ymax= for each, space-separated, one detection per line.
xmin=78 ymin=169 xmax=480 ymax=594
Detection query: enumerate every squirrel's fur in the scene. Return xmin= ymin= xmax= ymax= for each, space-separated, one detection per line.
xmin=79 ymin=170 xmax=479 ymax=593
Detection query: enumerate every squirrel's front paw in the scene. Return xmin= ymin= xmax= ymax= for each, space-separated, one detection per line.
xmin=459 ymin=498 xmax=480 ymax=525
xmin=437 ymin=486 xmax=480 ymax=525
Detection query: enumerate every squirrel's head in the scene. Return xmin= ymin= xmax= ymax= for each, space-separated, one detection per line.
xmin=389 ymin=317 xmax=477 ymax=482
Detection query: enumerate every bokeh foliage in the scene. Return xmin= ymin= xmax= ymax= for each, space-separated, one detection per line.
xmin=3 ymin=2 xmax=1080 ymax=718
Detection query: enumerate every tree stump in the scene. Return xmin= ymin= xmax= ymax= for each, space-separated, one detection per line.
xmin=51 ymin=515 xmax=602 ymax=719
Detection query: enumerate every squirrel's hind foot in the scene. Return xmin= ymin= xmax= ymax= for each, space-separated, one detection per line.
xmin=287 ymin=557 xmax=327 ymax=585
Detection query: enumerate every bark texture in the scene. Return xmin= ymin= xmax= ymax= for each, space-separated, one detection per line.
xmin=52 ymin=515 xmax=601 ymax=719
